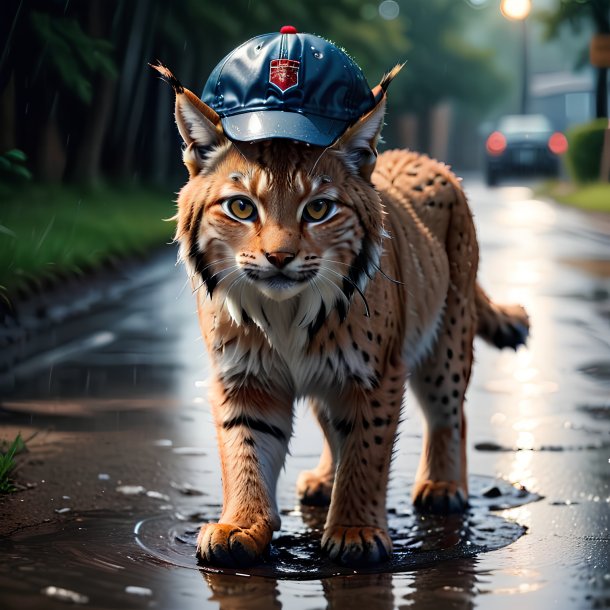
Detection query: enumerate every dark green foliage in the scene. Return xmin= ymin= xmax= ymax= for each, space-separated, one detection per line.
xmin=0 ymin=434 xmax=25 ymax=494
xmin=538 ymin=0 xmax=610 ymax=40
xmin=565 ymin=118 xmax=608 ymax=182
xmin=29 ymin=11 xmax=117 ymax=104
xmin=0 ymin=149 xmax=32 ymax=185
xmin=0 ymin=185 xmax=175 ymax=297
xmin=1 ymin=0 xmax=507 ymax=185
xmin=388 ymin=1 xmax=509 ymax=114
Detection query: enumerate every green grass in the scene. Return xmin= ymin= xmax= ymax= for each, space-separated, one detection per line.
xmin=0 ymin=184 xmax=176 ymax=298
xmin=0 ymin=434 xmax=25 ymax=493
xmin=537 ymin=181 xmax=610 ymax=214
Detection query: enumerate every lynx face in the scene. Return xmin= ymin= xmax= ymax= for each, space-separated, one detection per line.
xmin=176 ymin=126 xmax=384 ymax=331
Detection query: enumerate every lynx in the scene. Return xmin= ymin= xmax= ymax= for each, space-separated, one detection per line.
xmin=154 ymin=64 xmax=528 ymax=567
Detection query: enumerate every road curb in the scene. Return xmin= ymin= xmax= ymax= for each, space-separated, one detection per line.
xmin=0 ymin=247 xmax=176 ymax=383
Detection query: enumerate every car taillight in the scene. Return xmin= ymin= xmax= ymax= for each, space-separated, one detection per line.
xmin=486 ymin=131 xmax=507 ymax=156
xmin=548 ymin=132 xmax=568 ymax=155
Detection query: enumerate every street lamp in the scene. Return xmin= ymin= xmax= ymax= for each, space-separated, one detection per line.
xmin=501 ymin=0 xmax=531 ymax=115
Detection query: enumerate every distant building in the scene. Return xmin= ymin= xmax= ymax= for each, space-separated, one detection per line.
xmin=529 ymin=70 xmax=603 ymax=131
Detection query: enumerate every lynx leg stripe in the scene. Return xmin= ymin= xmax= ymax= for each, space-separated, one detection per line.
xmin=222 ymin=415 xmax=287 ymax=442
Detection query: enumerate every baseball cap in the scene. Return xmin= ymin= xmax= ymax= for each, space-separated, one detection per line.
xmin=201 ymin=26 xmax=376 ymax=147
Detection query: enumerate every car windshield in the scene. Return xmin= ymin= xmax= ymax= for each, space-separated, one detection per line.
xmin=498 ymin=115 xmax=552 ymax=134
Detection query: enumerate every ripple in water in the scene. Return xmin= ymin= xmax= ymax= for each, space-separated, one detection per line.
xmin=135 ymin=475 xmax=541 ymax=579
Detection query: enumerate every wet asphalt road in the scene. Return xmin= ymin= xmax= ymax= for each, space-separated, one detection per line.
xmin=0 ymin=176 xmax=609 ymax=609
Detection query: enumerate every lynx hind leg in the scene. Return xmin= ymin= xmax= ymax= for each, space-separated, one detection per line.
xmin=410 ymin=177 xmax=478 ymax=513
xmin=297 ymin=399 xmax=336 ymax=506
xmin=410 ymin=314 xmax=474 ymax=513
xmin=475 ymin=283 xmax=529 ymax=350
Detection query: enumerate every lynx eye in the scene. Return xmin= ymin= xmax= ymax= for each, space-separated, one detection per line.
xmin=223 ymin=197 xmax=258 ymax=222
xmin=302 ymin=199 xmax=334 ymax=223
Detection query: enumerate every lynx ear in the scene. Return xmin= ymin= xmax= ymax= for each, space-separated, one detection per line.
xmin=151 ymin=62 xmax=226 ymax=176
xmin=332 ymin=98 xmax=386 ymax=181
xmin=333 ymin=63 xmax=404 ymax=180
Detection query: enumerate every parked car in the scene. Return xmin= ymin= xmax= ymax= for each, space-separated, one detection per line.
xmin=484 ymin=114 xmax=568 ymax=186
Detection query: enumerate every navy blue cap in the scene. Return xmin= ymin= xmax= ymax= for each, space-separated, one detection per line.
xmin=201 ymin=27 xmax=376 ymax=147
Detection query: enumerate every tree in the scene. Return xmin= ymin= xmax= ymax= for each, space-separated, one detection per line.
xmin=384 ymin=0 xmax=509 ymax=153
xmin=1 ymin=0 xmax=508 ymax=184
xmin=539 ymin=0 xmax=610 ymax=118
xmin=0 ymin=0 xmax=117 ymax=182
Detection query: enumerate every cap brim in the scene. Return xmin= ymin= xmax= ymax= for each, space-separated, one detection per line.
xmin=220 ymin=110 xmax=350 ymax=147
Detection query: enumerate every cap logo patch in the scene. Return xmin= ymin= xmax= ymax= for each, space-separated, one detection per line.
xmin=269 ymin=59 xmax=299 ymax=92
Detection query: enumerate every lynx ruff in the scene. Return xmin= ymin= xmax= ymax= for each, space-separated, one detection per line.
xmin=152 ymin=63 xmax=529 ymax=568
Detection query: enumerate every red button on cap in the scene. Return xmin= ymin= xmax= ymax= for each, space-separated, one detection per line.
xmin=280 ymin=25 xmax=297 ymax=34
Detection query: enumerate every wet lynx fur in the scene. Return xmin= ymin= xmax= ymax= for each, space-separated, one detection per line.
xmin=154 ymin=64 xmax=529 ymax=567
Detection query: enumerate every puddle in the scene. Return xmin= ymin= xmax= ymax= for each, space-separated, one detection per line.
xmin=0 ymin=477 xmax=540 ymax=608
xmin=135 ymin=476 xmax=539 ymax=579
xmin=0 ymin=511 xmax=163 ymax=609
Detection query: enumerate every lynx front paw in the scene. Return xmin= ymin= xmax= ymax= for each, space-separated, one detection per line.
xmin=196 ymin=523 xmax=271 ymax=567
xmin=296 ymin=469 xmax=333 ymax=506
xmin=321 ymin=525 xmax=392 ymax=566
xmin=412 ymin=480 xmax=468 ymax=514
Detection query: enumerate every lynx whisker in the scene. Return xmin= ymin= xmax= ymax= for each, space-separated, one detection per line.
xmin=223 ymin=270 xmax=247 ymax=296
xmin=317 ymin=256 xmax=403 ymax=286
xmin=192 ymin=265 xmax=240 ymax=294
xmin=372 ymin=263 xmax=404 ymax=286
xmin=210 ymin=264 xmax=240 ymax=283
xmin=307 ymin=145 xmax=331 ymax=177
xmin=317 ymin=267 xmax=370 ymax=317
xmin=193 ymin=256 xmax=236 ymax=278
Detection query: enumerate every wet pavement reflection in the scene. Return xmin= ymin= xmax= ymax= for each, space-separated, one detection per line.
xmin=0 ymin=177 xmax=609 ymax=609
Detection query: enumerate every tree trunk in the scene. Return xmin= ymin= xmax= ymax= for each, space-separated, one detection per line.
xmin=111 ymin=0 xmax=150 ymax=145
xmin=67 ymin=0 xmax=116 ymax=185
xmin=37 ymin=95 xmax=66 ymax=182
xmin=417 ymin=107 xmax=433 ymax=156
xmin=69 ymin=76 xmax=117 ymax=185
xmin=0 ymin=71 xmax=15 ymax=151
xmin=592 ymin=0 xmax=610 ymax=118
xmin=150 ymin=72 xmax=173 ymax=186
xmin=106 ymin=0 xmax=161 ymax=180
xmin=595 ymin=67 xmax=608 ymax=119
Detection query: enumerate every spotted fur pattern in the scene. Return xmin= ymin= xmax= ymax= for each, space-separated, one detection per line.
xmin=156 ymin=66 xmax=529 ymax=567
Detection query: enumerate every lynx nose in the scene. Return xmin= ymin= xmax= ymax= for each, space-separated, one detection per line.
xmin=265 ymin=251 xmax=296 ymax=269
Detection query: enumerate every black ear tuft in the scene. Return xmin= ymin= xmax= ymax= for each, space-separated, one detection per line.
xmin=373 ymin=62 xmax=405 ymax=103
xmin=149 ymin=61 xmax=184 ymax=94
xmin=379 ymin=63 xmax=405 ymax=93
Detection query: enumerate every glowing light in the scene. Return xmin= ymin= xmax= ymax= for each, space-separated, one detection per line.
xmin=548 ymin=132 xmax=568 ymax=155
xmin=516 ymin=431 xmax=535 ymax=450
xmin=486 ymin=131 xmax=507 ymax=156
xmin=500 ymin=0 xmax=531 ymax=20
xmin=379 ymin=0 xmax=400 ymax=20
xmin=507 ymin=448 xmax=536 ymax=491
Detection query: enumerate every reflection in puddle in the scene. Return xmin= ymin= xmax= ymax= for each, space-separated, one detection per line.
xmin=135 ymin=476 xmax=539 ymax=580
xmin=0 ymin=477 xmax=539 ymax=610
